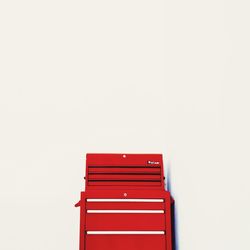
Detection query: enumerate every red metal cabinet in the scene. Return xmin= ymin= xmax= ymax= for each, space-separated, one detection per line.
xmin=75 ymin=153 xmax=173 ymax=250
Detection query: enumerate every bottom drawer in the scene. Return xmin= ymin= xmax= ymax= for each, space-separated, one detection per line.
xmin=86 ymin=234 xmax=166 ymax=250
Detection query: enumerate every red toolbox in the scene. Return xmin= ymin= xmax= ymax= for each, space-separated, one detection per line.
xmin=75 ymin=153 xmax=173 ymax=250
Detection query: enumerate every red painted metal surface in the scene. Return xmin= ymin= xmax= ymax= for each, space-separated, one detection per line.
xmin=75 ymin=153 xmax=173 ymax=250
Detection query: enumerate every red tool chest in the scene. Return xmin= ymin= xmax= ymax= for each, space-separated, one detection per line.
xmin=75 ymin=153 xmax=173 ymax=250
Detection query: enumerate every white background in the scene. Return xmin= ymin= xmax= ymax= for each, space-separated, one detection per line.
xmin=0 ymin=1 xmax=250 ymax=249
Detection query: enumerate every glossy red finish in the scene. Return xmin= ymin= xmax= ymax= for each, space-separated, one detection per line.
xmin=76 ymin=153 xmax=173 ymax=250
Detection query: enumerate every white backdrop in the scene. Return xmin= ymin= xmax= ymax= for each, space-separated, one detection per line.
xmin=0 ymin=1 xmax=250 ymax=250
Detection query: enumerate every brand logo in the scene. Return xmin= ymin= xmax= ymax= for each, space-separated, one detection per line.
xmin=147 ymin=161 xmax=160 ymax=165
